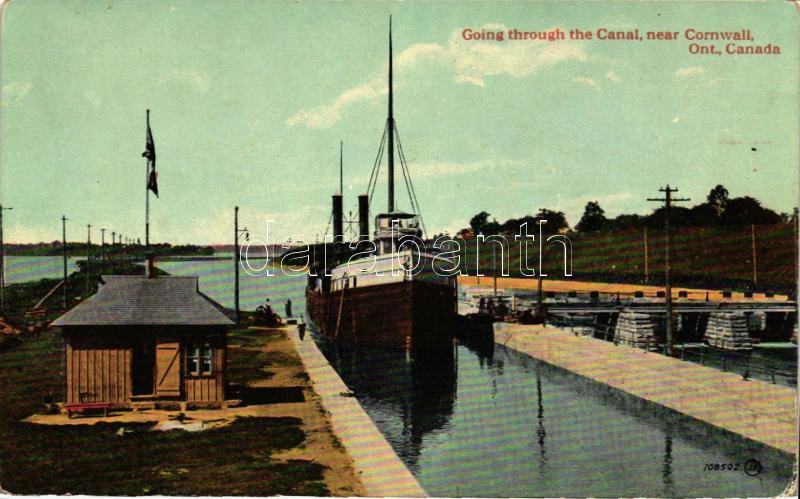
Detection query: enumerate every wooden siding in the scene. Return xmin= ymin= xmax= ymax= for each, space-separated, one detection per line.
xmin=185 ymin=335 xmax=226 ymax=402
xmin=64 ymin=327 xmax=228 ymax=405
xmin=66 ymin=335 xmax=131 ymax=405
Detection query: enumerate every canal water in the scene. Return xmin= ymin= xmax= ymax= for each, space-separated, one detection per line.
xmin=314 ymin=337 xmax=794 ymax=497
xmin=5 ymin=256 xmax=796 ymax=495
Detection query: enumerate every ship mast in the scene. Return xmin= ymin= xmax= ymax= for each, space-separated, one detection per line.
xmin=387 ymin=16 xmax=395 ymax=213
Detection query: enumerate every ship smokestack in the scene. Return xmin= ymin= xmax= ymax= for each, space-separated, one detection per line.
xmin=332 ymin=194 xmax=343 ymax=241
xmin=358 ymin=194 xmax=369 ymax=241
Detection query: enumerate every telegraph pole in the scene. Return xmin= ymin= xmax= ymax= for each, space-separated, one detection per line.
xmin=537 ymin=220 xmax=546 ymax=314
xmin=62 ymin=215 xmax=68 ymax=309
xmin=85 ymin=224 xmax=92 ymax=297
xmin=492 ymin=243 xmax=497 ymax=296
xmin=233 ymin=207 xmax=248 ymax=324
xmin=100 ymin=228 xmax=106 ymax=274
xmin=794 ymin=207 xmax=798 ymax=297
xmin=648 ymin=186 xmax=689 ymax=355
xmin=0 ymin=205 xmax=12 ymax=314
xmin=643 ymin=227 xmax=649 ymax=284
xmin=750 ymin=224 xmax=758 ymax=286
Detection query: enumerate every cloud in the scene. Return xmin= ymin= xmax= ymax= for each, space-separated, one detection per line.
xmin=3 ymin=221 xmax=56 ymax=243
xmin=149 ymin=69 xmax=210 ymax=94
xmin=674 ymin=66 xmax=704 ymax=78
xmin=572 ymin=76 xmax=598 ymax=88
xmin=1 ymin=82 xmax=32 ymax=108
xmin=171 ymin=69 xmax=210 ymax=93
xmin=606 ymin=70 xmax=622 ymax=83
xmin=674 ymin=66 xmax=725 ymax=94
xmin=286 ymin=79 xmax=385 ymax=129
xmin=84 ymin=89 xmax=103 ymax=108
xmin=341 ymin=159 xmax=527 ymax=186
xmin=448 ymin=25 xmax=586 ymax=86
xmin=455 ymin=75 xmax=486 ymax=87
xmin=288 ymin=24 xmax=586 ymax=129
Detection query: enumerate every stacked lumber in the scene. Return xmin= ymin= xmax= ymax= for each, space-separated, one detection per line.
xmin=705 ymin=313 xmax=753 ymax=351
xmin=0 ymin=317 xmax=20 ymax=335
xmin=615 ymin=310 xmax=656 ymax=348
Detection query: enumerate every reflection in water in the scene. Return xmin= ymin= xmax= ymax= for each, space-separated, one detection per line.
xmin=315 ymin=335 xmax=793 ymax=497
xmin=663 ymin=432 xmax=674 ymax=496
xmin=536 ymin=366 xmax=547 ymax=472
xmin=316 ymin=336 xmax=457 ymax=472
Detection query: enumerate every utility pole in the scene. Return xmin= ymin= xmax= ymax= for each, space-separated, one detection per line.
xmin=0 ymin=205 xmax=12 ymax=314
xmin=492 ymin=243 xmax=497 ymax=296
xmin=643 ymin=227 xmax=649 ymax=284
xmin=750 ymin=224 xmax=757 ymax=286
xmin=537 ymin=220 xmax=546 ymax=315
xmin=648 ymin=186 xmax=689 ymax=356
xmin=111 ymin=231 xmax=116 ymax=264
xmin=100 ymin=228 xmax=106 ymax=274
xmin=794 ymin=207 xmax=798 ymax=297
xmin=62 ymin=215 xmax=68 ymax=309
xmin=85 ymin=224 xmax=92 ymax=297
xmin=234 ymin=206 xmax=248 ymax=324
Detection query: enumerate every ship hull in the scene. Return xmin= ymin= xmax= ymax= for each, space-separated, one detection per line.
xmin=306 ymin=279 xmax=457 ymax=351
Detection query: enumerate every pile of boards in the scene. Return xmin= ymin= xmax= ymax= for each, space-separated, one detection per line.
xmin=0 ymin=317 xmax=19 ymax=335
xmin=705 ymin=312 xmax=753 ymax=350
xmin=615 ymin=310 xmax=657 ymax=348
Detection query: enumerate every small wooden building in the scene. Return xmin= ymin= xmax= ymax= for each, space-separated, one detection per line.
xmin=51 ymin=273 xmax=234 ymax=409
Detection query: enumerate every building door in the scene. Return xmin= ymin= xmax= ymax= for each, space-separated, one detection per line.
xmin=132 ymin=337 xmax=155 ymax=395
xmin=155 ymin=339 xmax=181 ymax=397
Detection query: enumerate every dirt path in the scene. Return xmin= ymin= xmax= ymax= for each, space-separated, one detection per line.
xmin=246 ymin=326 xmax=366 ymax=496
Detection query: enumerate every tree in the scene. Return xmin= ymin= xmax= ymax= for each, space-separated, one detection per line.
xmin=495 ymin=210 xmax=568 ymax=236
xmin=575 ymin=201 xmax=608 ymax=232
xmin=610 ymin=213 xmax=643 ymax=230
xmin=686 ymin=202 xmax=720 ymax=226
xmin=721 ymin=197 xmax=782 ymax=225
xmin=645 ymin=206 xmax=693 ymax=228
xmin=706 ymin=184 xmax=729 ymax=216
xmin=469 ymin=211 xmax=491 ymax=235
xmin=535 ymin=209 xmax=570 ymax=234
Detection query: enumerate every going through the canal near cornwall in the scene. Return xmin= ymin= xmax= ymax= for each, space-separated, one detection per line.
xmin=0 ymin=1 xmax=798 ymax=497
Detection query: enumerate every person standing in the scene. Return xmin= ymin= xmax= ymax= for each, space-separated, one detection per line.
xmin=285 ymin=298 xmax=292 ymax=318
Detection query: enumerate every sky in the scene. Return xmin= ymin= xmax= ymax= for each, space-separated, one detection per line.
xmin=1 ymin=0 xmax=798 ymax=244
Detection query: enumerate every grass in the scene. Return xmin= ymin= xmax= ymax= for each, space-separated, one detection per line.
xmin=0 ymin=325 xmax=330 ymax=495
xmin=459 ymin=223 xmax=797 ymax=293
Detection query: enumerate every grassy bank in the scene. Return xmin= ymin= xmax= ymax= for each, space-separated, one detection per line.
xmin=460 ymin=224 xmax=796 ymax=294
xmin=0 ymin=321 xmax=332 ymax=495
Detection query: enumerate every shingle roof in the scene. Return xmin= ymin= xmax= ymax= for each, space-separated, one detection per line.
xmin=51 ymin=276 xmax=235 ymax=326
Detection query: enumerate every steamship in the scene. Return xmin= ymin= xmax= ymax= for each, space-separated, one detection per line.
xmin=306 ymin=20 xmax=457 ymax=351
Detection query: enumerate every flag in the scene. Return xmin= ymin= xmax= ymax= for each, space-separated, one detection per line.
xmin=142 ymin=110 xmax=158 ymax=197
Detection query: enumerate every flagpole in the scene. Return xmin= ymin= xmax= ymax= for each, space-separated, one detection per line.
xmin=145 ymin=109 xmax=150 ymax=250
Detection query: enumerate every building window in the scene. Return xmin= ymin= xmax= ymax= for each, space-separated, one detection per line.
xmin=188 ymin=340 xmax=213 ymax=375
